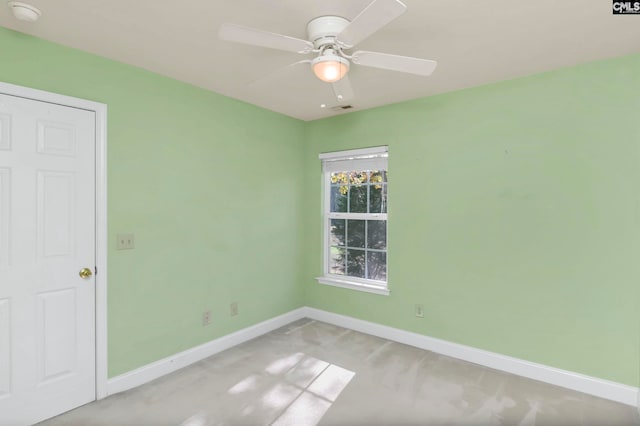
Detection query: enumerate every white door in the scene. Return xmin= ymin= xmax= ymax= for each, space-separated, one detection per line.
xmin=0 ymin=93 xmax=96 ymax=425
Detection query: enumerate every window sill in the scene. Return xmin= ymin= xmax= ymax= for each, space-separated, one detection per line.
xmin=315 ymin=276 xmax=390 ymax=296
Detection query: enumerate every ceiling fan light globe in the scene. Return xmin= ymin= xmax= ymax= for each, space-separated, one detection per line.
xmin=312 ymin=56 xmax=350 ymax=83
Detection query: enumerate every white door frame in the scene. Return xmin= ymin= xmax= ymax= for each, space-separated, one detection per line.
xmin=0 ymin=81 xmax=109 ymax=400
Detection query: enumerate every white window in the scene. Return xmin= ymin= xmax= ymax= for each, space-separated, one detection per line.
xmin=317 ymin=146 xmax=389 ymax=296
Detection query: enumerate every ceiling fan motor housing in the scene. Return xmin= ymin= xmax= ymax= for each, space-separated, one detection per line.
xmin=307 ymin=16 xmax=349 ymax=49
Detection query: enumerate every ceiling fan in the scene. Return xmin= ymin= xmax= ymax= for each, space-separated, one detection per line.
xmin=219 ymin=0 xmax=437 ymax=105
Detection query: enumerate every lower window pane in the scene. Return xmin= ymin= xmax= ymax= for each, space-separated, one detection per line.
xmin=367 ymin=220 xmax=386 ymax=250
xmin=330 ymin=219 xmax=346 ymax=247
xmin=347 ymin=249 xmax=366 ymax=278
xmin=330 ymin=247 xmax=345 ymax=275
xmin=367 ymin=252 xmax=387 ymax=281
xmin=347 ymin=220 xmax=365 ymax=248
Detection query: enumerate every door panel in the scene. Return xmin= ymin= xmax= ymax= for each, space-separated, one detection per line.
xmin=0 ymin=93 xmax=96 ymax=426
xmin=37 ymin=288 xmax=77 ymax=384
xmin=38 ymin=171 xmax=75 ymax=258
xmin=37 ymin=120 xmax=77 ymax=157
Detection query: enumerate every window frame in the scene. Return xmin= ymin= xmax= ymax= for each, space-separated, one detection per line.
xmin=316 ymin=146 xmax=389 ymax=296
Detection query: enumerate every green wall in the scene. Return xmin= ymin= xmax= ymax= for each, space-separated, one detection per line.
xmin=303 ymin=53 xmax=640 ymax=386
xmin=2 ymin=26 xmax=639 ymax=387
xmin=0 ymin=28 xmax=306 ymax=377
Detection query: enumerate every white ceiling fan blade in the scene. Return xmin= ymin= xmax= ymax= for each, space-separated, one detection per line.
xmin=219 ymin=23 xmax=314 ymax=54
xmin=352 ymin=51 xmax=437 ymax=76
xmin=337 ymin=0 xmax=407 ymax=48
xmin=332 ymin=75 xmax=355 ymax=104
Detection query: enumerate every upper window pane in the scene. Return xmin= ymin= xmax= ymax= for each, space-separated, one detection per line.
xmin=330 ymin=185 xmax=348 ymax=212
xmin=349 ymin=184 xmax=368 ymax=213
xmin=369 ymin=183 xmax=387 ymax=213
xmin=369 ymin=170 xmax=387 ymax=183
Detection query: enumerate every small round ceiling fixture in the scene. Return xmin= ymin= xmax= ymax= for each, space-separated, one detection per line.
xmin=8 ymin=1 xmax=41 ymax=22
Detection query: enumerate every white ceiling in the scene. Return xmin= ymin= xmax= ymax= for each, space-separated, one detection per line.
xmin=1 ymin=1 xmax=638 ymax=121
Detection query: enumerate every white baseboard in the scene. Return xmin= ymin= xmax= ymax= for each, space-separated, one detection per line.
xmin=106 ymin=306 xmax=638 ymax=407
xmin=302 ymin=307 xmax=638 ymax=407
xmin=106 ymin=308 xmax=308 ymax=396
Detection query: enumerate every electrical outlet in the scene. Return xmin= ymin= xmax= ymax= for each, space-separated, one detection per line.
xmin=202 ymin=310 xmax=211 ymax=326
xmin=116 ymin=233 xmax=135 ymax=250
xmin=230 ymin=302 xmax=238 ymax=317
xmin=415 ymin=304 xmax=424 ymax=318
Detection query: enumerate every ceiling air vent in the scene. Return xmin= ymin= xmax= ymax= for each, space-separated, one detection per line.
xmin=331 ymin=105 xmax=354 ymax=111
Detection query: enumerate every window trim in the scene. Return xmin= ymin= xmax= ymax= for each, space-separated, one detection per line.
xmin=316 ymin=146 xmax=389 ymax=296
xmin=316 ymin=276 xmax=390 ymax=296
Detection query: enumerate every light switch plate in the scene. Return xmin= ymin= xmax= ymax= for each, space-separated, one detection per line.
xmin=116 ymin=233 xmax=134 ymax=250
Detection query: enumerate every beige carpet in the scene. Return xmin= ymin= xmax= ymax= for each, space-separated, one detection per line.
xmin=40 ymin=319 xmax=639 ymax=425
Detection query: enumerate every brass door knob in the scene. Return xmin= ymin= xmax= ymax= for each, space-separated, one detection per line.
xmin=79 ymin=267 xmax=93 ymax=279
